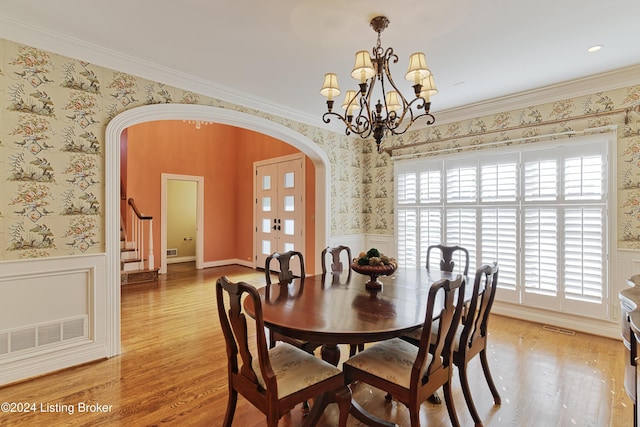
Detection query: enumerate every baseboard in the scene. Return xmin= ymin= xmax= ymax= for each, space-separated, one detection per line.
xmin=0 ymin=340 xmax=107 ymax=386
xmin=493 ymin=301 xmax=620 ymax=340
xmin=201 ymin=258 xmax=254 ymax=269
xmin=167 ymin=256 xmax=196 ymax=264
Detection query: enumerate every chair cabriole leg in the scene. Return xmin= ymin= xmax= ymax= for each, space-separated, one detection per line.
xmin=480 ymin=349 xmax=501 ymax=404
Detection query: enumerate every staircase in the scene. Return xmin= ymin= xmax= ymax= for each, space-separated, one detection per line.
xmin=121 ymin=198 xmax=159 ymax=286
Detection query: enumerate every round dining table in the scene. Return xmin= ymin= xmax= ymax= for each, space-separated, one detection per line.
xmin=244 ymin=267 xmax=464 ymax=427
xmin=249 ymin=267 xmax=456 ymax=364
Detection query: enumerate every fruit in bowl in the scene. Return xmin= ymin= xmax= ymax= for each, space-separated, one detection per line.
xmin=351 ymin=248 xmax=398 ymax=290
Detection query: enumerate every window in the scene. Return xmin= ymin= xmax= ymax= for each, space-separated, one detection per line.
xmin=395 ymin=134 xmax=611 ymax=319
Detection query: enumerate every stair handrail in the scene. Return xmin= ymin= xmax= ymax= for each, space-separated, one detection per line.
xmin=127 ymin=198 xmax=154 ymax=271
xmin=128 ymin=198 xmax=152 ymax=220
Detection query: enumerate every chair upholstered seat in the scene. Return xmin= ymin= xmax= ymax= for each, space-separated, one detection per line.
xmin=344 ymin=338 xmax=436 ymax=389
xmin=252 ymin=343 xmax=343 ymax=399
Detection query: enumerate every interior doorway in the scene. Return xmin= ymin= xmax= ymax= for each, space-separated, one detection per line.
xmin=160 ymin=174 xmax=204 ymax=274
xmin=106 ymin=103 xmax=331 ymax=356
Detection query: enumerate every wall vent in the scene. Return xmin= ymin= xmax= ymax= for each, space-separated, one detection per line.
xmin=1 ymin=316 xmax=88 ymax=358
xmin=167 ymin=248 xmax=178 ymax=257
xmin=542 ymin=324 xmax=576 ymax=336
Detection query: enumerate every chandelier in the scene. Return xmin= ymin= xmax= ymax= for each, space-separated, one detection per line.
xmin=320 ymin=16 xmax=438 ymax=153
xmin=182 ymin=119 xmax=213 ymax=129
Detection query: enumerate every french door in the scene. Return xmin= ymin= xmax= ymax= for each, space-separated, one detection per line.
xmin=254 ymin=154 xmax=305 ymax=270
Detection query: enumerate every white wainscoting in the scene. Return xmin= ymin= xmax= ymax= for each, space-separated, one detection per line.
xmin=0 ymin=254 xmax=108 ymax=385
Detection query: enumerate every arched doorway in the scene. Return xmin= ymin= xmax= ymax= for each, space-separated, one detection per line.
xmin=105 ymin=104 xmax=331 ymax=355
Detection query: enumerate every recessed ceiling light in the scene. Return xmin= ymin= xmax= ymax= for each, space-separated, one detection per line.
xmin=588 ymin=45 xmax=603 ymax=53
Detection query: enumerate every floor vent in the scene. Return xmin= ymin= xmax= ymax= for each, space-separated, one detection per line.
xmin=542 ymin=325 xmax=576 ymax=336
xmin=167 ymin=248 xmax=178 ymax=257
xmin=1 ymin=316 xmax=88 ymax=357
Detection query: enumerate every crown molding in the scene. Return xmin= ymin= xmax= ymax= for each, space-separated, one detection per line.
xmin=2 ymin=14 xmax=639 ymax=131
xmin=0 ymin=15 xmax=323 ymax=128
xmin=433 ymin=65 xmax=640 ymax=126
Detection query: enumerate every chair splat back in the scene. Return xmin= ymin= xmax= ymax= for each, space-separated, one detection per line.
xmin=461 ymin=262 xmax=499 ymax=352
xmin=418 ymin=275 xmax=466 ymax=383
xmin=321 ymin=245 xmax=352 ymax=274
xmin=265 ymin=251 xmax=305 ymax=285
xmin=216 ymin=276 xmax=272 ymax=391
xmin=426 ymin=244 xmax=470 ymax=276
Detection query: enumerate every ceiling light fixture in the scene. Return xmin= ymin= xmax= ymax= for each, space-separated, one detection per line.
xmin=320 ymin=16 xmax=437 ymax=153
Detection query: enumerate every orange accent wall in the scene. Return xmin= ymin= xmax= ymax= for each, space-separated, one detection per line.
xmin=125 ymin=121 xmax=316 ymax=272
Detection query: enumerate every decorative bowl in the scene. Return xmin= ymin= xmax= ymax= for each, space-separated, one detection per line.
xmin=350 ymin=262 xmax=397 ymax=290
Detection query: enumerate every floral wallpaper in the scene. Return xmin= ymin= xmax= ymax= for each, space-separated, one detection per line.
xmin=1 ymin=36 xmax=639 ymax=261
xmin=0 ymin=39 xmax=362 ymax=260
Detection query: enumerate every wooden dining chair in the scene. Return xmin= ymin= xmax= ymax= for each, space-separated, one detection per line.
xmin=343 ymin=275 xmax=466 ymax=427
xmin=450 ymin=262 xmax=501 ymax=426
xmin=216 ymin=276 xmax=351 ymax=427
xmin=321 ymin=246 xmax=362 ymax=356
xmin=264 ymin=251 xmax=320 ymax=350
xmin=426 ymin=244 xmax=470 ymax=276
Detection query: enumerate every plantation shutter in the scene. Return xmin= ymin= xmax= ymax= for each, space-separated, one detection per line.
xmin=394 ymin=133 xmax=610 ymax=319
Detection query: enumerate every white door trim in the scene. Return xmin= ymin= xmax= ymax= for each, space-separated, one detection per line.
xmin=106 ymin=103 xmax=331 ymax=356
xmin=161 ymin=174 xmax=204 ymax=274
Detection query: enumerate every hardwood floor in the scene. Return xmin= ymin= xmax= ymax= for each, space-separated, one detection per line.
xmin=0 ymin=263 xmax=632 ymax=426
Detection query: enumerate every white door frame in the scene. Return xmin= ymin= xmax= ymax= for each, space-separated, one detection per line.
xmin=161 ymin=174 xmax=204 ymax=274
xmin=106 ymin=103 xmax=331 ymax=356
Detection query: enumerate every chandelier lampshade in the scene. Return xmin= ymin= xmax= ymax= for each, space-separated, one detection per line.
xmin=341 ymin=90 xmax=361 ymax=117
xmin=320 ymin=73 xmax=341 ymax=101
xmin=419 ymin=74 xmax=439 ymax=102
xmin=385 ymin=91 xmax=402 ymax=113
xmin=351 ymin=51 xmax=376 ymax=83
xmin=405 ymin=52 xmax=430 ymax=85
xmin=320 ymin=15 xmax=437 ymax=153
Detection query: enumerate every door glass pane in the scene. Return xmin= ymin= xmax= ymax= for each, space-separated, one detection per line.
xmin=262 ymin=197 xmax=271 ymax=212
xmin=284 ymin=195 xmax=295 ymax=212
xmin=284 ymin=242 xmax=294 ymax=252
xmin=284 ymin=172 xmax=294 ymax=188
xmin=262 ymin=175 xmax=271 ymax=190
xmin=262 ymin=219 xmax=271 ymax=233
xmin=284 ymin=219 xmax=294 ymax=235
xmin=261 ymin=240 xmax=271 ymax=255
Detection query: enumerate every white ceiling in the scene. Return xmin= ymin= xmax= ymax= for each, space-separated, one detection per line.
xmin=1 ymin=0 xmax=639 ymax=127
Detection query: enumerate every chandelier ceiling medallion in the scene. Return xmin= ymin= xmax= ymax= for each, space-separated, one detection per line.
xmin=320 ymin=16 xmax=438 ymax=153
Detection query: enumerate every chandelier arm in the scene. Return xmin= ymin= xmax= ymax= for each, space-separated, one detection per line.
xmin=349 ymin=70 xmax=377 ymax=136
xmin=388 ymin=96 xmax=430 ymax=133
xmin=380 ymin=47 xmax=409 ymax=107
xmin=322 ymin=111 xmax=373 ymax=139
xmin=389 ymin=112 xmax=437 ymax=137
